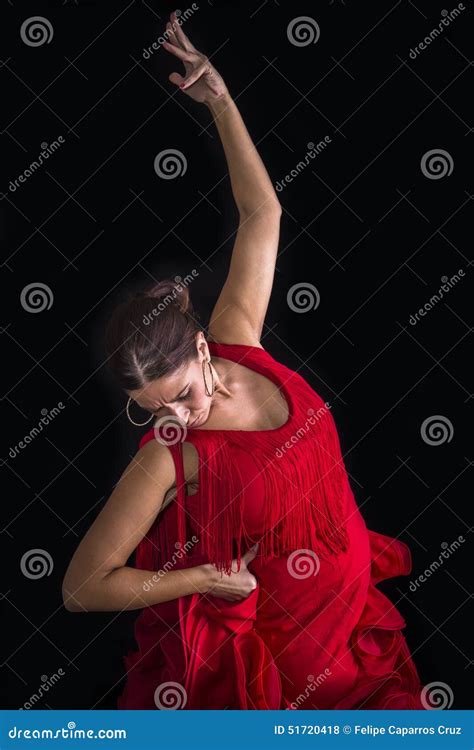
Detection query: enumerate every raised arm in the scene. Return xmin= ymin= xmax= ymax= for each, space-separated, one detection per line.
xmin=206 ymin=95 xmax=282 ymax=344
xmin=164 ymin=12 xmax=282 ymax=345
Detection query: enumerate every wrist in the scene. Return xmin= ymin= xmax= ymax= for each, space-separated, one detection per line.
xmin=205 ymin=90 xmax=233 ymax=115
xmin=197 ymin=563 xmax=219 ymax=593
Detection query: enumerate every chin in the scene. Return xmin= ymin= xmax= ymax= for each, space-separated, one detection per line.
xmin=195 ymin=408 xmax=209 ymax=426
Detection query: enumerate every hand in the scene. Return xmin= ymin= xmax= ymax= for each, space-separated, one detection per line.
xmin=203 ymin=543 xmax=259 ymax=602
xmin=163 ymin=11 xmax=229 ymax=105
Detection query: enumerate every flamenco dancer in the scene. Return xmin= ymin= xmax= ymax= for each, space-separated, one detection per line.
xmin=63 ymin=12 xmax=425 ymax=710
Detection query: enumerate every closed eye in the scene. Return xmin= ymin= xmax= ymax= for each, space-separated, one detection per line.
xmin=150 ymin=389 xmax=191 ymax=415
xmin=177 ymin=389 xmax=191 ymax=401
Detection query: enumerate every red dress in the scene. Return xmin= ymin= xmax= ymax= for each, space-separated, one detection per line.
xmin=117 ymin=342 xmax=424 ymax=710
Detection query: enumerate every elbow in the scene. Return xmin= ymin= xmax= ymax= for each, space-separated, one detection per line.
xmin=261 ymin=196 xmax=282 ymax=214
xmin=268 ymin=201 xmax=282 ymax=218
xmin=62 ymin=566 xmax=118 ymax=612
xmin=62 ymin=568 xmax=93 ymax=612
xmin=62 ymin=586 xmax=81 ymax=612
xmin=239 ymin=197 xmax=282 ymax=220
xmin=62 ymin=573 xmax=85 ymax=612
xmin=273 ymin=199 xmax=282 ymax=216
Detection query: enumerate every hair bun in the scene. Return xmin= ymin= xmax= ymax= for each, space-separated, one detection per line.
xmin=142 ymin=277 xmax=191 ymax=315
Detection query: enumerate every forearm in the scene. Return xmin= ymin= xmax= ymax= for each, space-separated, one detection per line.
xmin=63 ymin=563 xmax=210 ymax=613
xmin=207 ymin=93 xmax=280 ymax=217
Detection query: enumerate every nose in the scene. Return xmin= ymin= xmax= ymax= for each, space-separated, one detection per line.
xmin=171 ymin=406 xmax=190 ymax=424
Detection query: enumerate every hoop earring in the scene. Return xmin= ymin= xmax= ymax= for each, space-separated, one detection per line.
xmin=202 ymin=358 xmax=214 ymax=397
xmin=126 ymin=396 xmax=154 ymax=426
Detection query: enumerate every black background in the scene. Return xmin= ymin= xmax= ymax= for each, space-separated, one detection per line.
xmin=1 ymin=0 xmax=472 ymax=710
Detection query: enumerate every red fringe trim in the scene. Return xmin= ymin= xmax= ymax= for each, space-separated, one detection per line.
xmin=137 ymin=345 xmax=349 ymax=576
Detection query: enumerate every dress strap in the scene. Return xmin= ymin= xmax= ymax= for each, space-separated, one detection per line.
xmin=138 ymin=428 xmax=188 ymax=556
xmin=170 ymin=441 xmax=188 ymax=548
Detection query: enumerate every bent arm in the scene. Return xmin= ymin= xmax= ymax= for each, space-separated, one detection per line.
xmin=64 ymin=562 xmax=209 ymax=613
xmin=62 ymin=441 xmax=209 ymax=612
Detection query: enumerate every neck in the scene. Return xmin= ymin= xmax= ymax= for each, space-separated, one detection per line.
xmin=209 ymin=358 xmax=233 ymax=400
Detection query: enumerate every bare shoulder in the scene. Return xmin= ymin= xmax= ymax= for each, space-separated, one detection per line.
xmin=122 ymin=438 xmax=177 ymax=494
xmin=135 ymin=436 xmax=200 ymax=494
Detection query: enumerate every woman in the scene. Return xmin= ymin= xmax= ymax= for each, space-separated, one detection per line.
xmin=63 ymin=11 xmax=424 ymax=710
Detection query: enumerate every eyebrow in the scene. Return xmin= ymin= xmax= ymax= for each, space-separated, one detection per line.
xmin=146 ymin=384 xmax=189 ymax=413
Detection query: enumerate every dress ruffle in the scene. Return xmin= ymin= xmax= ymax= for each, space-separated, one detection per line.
xmin=118 ymin=529 xmax=423 ymax=710
xmin=334 ymin=531 xmax=423 ymax=709
xmin=177 ymin=587 xmax=286 ymax=709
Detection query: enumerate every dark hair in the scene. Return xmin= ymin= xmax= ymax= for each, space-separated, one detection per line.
xmin=105 ymin=278 xmax=202 ymax=391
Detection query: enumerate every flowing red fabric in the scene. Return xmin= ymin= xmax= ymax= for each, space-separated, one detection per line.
xmin=117 ymin=342 xmax=424 ymax=709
